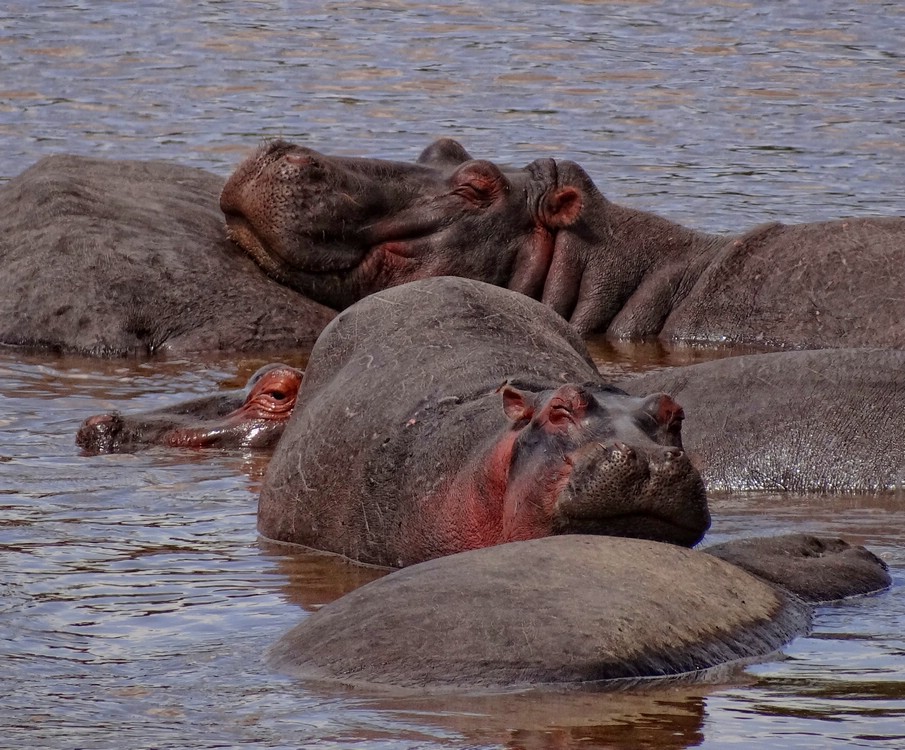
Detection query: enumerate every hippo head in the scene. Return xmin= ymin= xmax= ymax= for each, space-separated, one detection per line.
xmin=76 ymin=364 xmax=303 ymax=454
xmin=219 ymin=139 xmax=584 ymax=310
xmin=491 ymin=382 xmax=709 ymax=548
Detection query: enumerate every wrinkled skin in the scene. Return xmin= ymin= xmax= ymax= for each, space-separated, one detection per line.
xmin=223 ymin=138 xmax=905 ymax=350
xmin=266 ymin=533 xmax=889 ymax=691
xmin=0 ymin=155 xmax=334 ymax=356
xmin=617 ymin=348 xmax=905 ymax=492
xmin=76 ymin=364 xmax=303 ymax=454
xmin=259 ymin=277 xmax=709 ymax=568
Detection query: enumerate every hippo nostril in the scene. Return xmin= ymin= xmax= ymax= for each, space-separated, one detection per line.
xmin=85 ymin=413 xmax=116 ymax=428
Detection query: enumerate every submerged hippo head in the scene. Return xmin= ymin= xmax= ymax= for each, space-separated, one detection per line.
xmin=219 ymin=138 xmax=584 ymax=309
xmin=465 ymin=382 xmax=710 ymax=550
xmin=76 ymin=363 xmax=303 ymax=454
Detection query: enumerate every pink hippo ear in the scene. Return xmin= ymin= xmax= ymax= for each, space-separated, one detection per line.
xmin=537 ymin=384 xmax=589 ymax=427
xmin=499 ymin=384 xmax=536 ymax=422
xmin=543 ymin=186 xmax=583 ymax=228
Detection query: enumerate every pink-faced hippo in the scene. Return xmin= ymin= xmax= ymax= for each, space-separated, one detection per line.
xmin=616 ymin=348 xmax=905 ymax=492
xmin=0 ymin=155 xmax=334 ymax=356
xmin=258 ymin=276 xmax=710 ymax=567
xmin=267 ymin=533 xmax=889 ymax=691
xmin=76 ymin=364 xmax=303 ymax=454
xmin=222 ymin=138 xmax=905 ymax=351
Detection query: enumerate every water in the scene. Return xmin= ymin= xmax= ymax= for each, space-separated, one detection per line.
xmin=1 ymin=1 xmax=904 ymax=748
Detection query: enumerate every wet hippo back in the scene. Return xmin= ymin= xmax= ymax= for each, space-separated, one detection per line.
xmin=618 ymin=348 xmax=905 ymax=492
xmin=0 ymin=154 xmax=334 ymax=355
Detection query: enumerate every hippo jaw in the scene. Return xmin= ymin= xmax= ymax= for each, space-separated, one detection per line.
xmin=553 ymin=441 xmax=710 ymax=547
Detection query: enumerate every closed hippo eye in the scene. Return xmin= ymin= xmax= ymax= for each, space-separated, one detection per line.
xmin=450 ymin=161 xmax=508 ymax=207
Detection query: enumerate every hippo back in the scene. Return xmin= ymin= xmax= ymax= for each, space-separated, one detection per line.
xmin=619 ymin=348 xmax=905 ymax=492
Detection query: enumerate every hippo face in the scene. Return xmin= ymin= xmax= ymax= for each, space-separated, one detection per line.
xmin=219 ymin=139 xmax=584 ymax=309
xmin=494 ymin=383 xmax=709 ymax=547
xmin=76 ymin=364 xmax=303 ymax=454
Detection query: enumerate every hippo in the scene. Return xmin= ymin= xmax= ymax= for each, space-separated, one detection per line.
xmin=267 ymin=533 xmax=889 ymax=691
xmin=0 ymin=154 xmax=334 ymax=356
xmin=258 ymin=276 xmax=709 ymax=568
xmin=616 ymin=348 xmax=905 ymax=492
xmin=76 ymin=363 xmax=303 ymax=454
xmin=222 ymin=138 xmax=905 ymax=350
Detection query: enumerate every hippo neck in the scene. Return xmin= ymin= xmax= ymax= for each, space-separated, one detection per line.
xmin=581 ymin=199 xmax=726 ymax=337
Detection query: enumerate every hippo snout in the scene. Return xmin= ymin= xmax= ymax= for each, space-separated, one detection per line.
xmin=554 ymin=440 xmax=710 ymax=547
xmin=76 ymin=412 xmax=125 ymax=454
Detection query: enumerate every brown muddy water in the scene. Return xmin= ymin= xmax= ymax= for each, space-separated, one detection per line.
xmin=2 ymin=1 xmax=905 ymax=748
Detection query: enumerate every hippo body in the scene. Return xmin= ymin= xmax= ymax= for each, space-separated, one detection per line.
xmin=0 ymin=155 xmax=333 ymax=356
xmin=267 ymin=533 xmax=889 ymax=691
xmin=618 ymin=348 xmax=905 ymax=492
xmin=223 ymin=139 xmax=905 ymax=350
xmin=76 ymin=364 xmax=304 ymax=454
xmin=259 ymin=277 xmax=709 ymax=567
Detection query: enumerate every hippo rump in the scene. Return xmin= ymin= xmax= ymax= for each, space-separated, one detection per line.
xmin=0 ymin=154 xmax=334 ymax=356
xmin=267 ymin=533 xmax=889 ymax=691
xmin=617 ymin=348 xmax=905 ymax=492
xmin=76 ymin=363 xmax=303 ymax=454
xmin=258 ymin=276 xmax=710 ymax=568
xmin=222 ymin=138 xmax=905 ymax=350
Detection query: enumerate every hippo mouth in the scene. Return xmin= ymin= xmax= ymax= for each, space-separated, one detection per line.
xmin=554 ymin=441 xmax=710 ymax=548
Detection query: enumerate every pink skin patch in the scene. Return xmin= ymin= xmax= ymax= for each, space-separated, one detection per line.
xmin=415 ymin=384 xmax=592 ymax=556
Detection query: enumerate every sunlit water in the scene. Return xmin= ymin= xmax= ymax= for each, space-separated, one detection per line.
xmin=1 ymin=1 xmax=904 ymax=748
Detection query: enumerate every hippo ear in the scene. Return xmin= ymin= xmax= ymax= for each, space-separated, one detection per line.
xmin=417 ymin=138 xmax=474 ymax=167
xmin=543 ymin=186 xmax=583 ymax=228
xmin=499 ymin=384 xmax=535 ymax=422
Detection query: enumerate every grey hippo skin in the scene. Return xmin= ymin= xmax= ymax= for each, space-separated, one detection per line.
xmin=222 ymin=138 xmax=905 ymax=350
xmin=266 ymin=534 xmax=889 ymax=691
xmin=617 ymin=348 xmax=905 ymax=492
xmin=0 ymin=155 xmax=334 ymax=356
xmin=258 ymin=276 xmax=710 ymax=568
xmin=76 ymin=363 xmax=303 ymax=454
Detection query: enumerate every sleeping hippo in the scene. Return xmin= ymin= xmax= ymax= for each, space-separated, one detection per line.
xmin=0 ymin=154 xmax=334 ymax=356
xmin=222 ymin=138 xmax=905 ymax=350
xmin=617 ymin=348 xmax=905 ymax=492
xmin=76 ymin=363 xmax=303 ymax=454
xmin=267 ymin=533 xmax=889 ymax=691
xmin=259 ymin=276 xmax=709 ymax=567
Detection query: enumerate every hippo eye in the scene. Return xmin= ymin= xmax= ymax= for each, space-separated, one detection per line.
xmin=453 ymin=183 xmax=493 ymax=205
xmin=267 ymin=390 xmax=287 ymax=401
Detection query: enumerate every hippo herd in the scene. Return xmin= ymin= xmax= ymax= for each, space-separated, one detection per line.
xmin=5 ymin=138 xmax=900 ymax=691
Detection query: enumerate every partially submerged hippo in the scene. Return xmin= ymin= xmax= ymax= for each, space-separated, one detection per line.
xmin=617 ymin=348 xmax=905 ymax=492
xmin=76 ymin=363 xmax=303 ymax=454
xmin=268 ymin=533 xmax=889 ymax=691
xmin=0 ymin=155 xmax=334 ymax=356
xmin=259 ymin=276 xmax=709 ymax=567
xmin=223 ymin=138 xmax=905 ymax=350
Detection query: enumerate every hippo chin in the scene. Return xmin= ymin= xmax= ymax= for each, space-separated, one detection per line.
xmin=223 ymin=138 xmax=905 ymax=350
xmin=0 ymin=155 xmax=333 ymax=356
xmin=266 ymin=533 xmax=889 ymax=691
xmin=76 ymin=364 xmax=303 ymax=454
xmin=258 ymin=277 xmax=709 ymax=567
